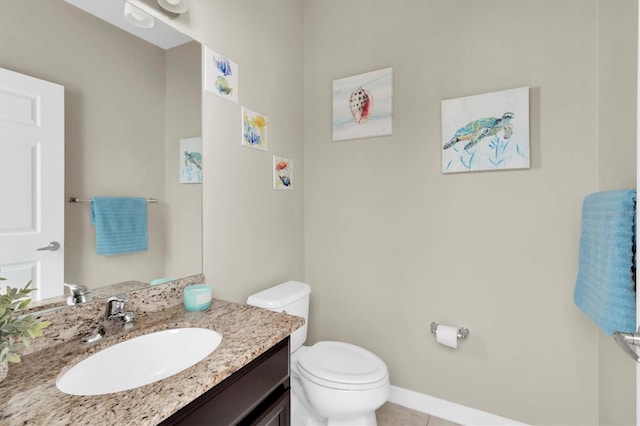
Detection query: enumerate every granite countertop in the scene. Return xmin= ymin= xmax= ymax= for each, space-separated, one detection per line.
xmin=0 ymin=297 xmax=304 ymax=425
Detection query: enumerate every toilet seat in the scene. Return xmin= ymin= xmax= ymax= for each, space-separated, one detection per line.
xmin=298 ymin=341 xmax=389 ymax=391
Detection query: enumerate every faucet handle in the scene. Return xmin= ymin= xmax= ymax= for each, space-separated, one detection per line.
xmin=105 ymin=295 xmax=128 ymax=318
xmin=64 ymin=283 xmax=87 ymax=293
xmin=82 ymin=295 xmax=134 ymax=344
xmin=64 ymin=283 xmax=90 ymax=305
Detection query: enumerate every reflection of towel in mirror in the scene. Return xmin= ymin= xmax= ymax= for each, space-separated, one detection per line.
xmin=574 ymin=189 xmax=636 ymax=335
xmin=91 ymin=197 xmax=148 ymax=255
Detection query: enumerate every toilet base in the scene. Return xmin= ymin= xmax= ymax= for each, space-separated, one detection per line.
xmin=326 ymin=412 xmax=377 ymax=426
xmin=290 ymin=376 xmax=379 ymax=426
xmin=291 ymin=377 xmax=326 ymax=426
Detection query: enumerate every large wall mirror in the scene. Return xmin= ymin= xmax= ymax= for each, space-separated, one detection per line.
xmin=0 ymin=0 xmax=202 ymax=307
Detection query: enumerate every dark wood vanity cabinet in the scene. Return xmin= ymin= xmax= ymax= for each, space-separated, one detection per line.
xmin=160 ymin=337 xmax=290 ymax=426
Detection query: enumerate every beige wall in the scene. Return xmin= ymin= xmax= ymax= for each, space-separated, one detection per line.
xmin=165 ymin=42 xmax=203 ymax=279
xmin=302 ymin=1 xmax=635 ymax=425
xmin=0 ymin=0 xmax=202 ymax=289
xmin=155 ymin=0 xmax=306 ymax=303
xmin=597 ymin=1 xmax=638 ymax=425
xmin=57 ymin=0 xmax=636 ymax=424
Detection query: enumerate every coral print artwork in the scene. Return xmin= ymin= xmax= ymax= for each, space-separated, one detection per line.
xmin=241 ymin=107 xmax=268 ymax=151
xmin=273 ymin=155 xmax=293 ymax=190
xmin=441 ymin=86 xmax=530 ymax=173
xmin=203 ymin=46 xmax=238 ymax=103
xmin=332 ymin=67 xmax=393 ymax=141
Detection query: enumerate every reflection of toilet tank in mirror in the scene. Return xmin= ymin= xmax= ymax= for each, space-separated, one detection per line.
xmin=247 ymin=281 xmax=390 ymax=426
xmin=0 ymin=0 xmax=203 ymax=307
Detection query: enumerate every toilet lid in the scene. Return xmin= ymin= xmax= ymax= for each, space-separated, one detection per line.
xmin=298 ymin=341 xmax=388 ymax=389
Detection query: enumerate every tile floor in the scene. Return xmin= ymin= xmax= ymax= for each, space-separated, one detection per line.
xmin=375 ymin=402 xmax=461 ymax=426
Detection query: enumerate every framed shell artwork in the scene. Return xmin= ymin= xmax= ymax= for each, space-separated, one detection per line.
xmin=332 ymin=67 xmax=393 ymax=141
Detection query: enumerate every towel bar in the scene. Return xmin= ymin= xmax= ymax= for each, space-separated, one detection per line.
xmin=613 ymin=328 xmax=640 ymax=363
xmin=68 ymin=197 xmax=158 ymax=203
xmin=430 ymin=321 xmax=469 ymax=340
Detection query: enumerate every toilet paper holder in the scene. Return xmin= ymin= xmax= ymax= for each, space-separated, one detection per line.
xmin=430 ymin=321 xmax=469 ymax=340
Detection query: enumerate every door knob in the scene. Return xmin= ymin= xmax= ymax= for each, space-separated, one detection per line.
xmin=36 ymin=241 xmax=60 ymax=252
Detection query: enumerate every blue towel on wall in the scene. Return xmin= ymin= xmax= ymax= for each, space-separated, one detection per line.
xmin=91 ymin=197 xmax=148 ymax=255
xmin=574 ymin=189 xmax=636 ymax=335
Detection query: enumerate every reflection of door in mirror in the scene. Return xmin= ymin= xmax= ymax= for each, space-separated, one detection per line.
xmin=0 ymin=68 xmax=64 ymax=301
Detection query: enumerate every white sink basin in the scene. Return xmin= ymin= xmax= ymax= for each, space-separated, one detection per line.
xmin=56 ymin=328 xmax=222 ymax=396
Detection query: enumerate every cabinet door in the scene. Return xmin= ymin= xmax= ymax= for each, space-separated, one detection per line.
xmin=248 ymin=388 xmax=290 ymax=426
xmin=161 ymin=337 xmax=290 ymax=425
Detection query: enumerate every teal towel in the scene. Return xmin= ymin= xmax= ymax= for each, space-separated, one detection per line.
xmin=91 ymin=197 xmax=148 ymax=255
xmin=574 ymin=189 xmax=636 ymax=335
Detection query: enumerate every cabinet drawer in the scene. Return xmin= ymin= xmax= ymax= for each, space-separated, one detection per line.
xmin=161 ymin=337 xmax=290 ymax=426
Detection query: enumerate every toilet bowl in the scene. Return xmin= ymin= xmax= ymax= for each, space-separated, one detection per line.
xmin=247 ymin=281 xmax=390 ymax=425
xmin=297 ymin=341 xmax=389 ymax=425
xmin=290 ymin=348 xmax=325 ymax=426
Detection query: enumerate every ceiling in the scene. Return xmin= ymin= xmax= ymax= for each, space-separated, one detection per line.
xmin=64 ymin=0 xmax=191 ymax=50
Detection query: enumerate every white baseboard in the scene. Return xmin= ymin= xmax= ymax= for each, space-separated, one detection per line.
xmin=388 ymin=385 xmax=528 ymax=426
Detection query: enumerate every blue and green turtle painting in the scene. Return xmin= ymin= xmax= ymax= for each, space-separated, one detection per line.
xmin=441 ymin=87 xmax=530 ymax=173
xmin=443 ymin=112 xmax=514 ymax=151
xmin=182 ymin=150 xmax=202 ymax=182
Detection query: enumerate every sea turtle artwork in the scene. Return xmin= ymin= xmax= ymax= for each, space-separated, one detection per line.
xmin=184 ymin=151 xmax=202 ymax=170
xmin=443 ymin=112 xmax=515 ymax=151
xmin=179 ymin=137 xmax=203 ymax=183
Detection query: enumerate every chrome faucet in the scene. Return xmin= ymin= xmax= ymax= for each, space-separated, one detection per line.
xmin=81 ymin=295 xmax=135 ymax=344
xmin=104 ymin=296 xmax=135 ymax=323
xmin=64 ymin=283 xmax=91 ymax=305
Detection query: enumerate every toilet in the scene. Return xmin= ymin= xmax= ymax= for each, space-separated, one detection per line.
xmin=247 ymin=281 xmax=390 ymax=426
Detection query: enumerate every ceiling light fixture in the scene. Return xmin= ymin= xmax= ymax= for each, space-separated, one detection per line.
xmin=124 ymin=1 xmax=155 ymax=29
xmin=157 ymin=0 xmax=189 ymax=14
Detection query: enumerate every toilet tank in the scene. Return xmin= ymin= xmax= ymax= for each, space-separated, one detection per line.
xmin=246 ymin=281 xmax=310 ymax=352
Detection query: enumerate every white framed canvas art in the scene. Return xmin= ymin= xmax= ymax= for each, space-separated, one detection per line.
xmin=203 ymin=46 xmax=238 ymax=103
xmin=241 ymin=107 xmax=268 ymax=151
xmin=332 ymin=67 xmax=393 ymax=141
xmin=180 ymin=137 xmax=202 ymax=183
xmin=273 ymin=155 xmax=293 ymax=190
xmin=441 ymin=86 xmax=530 ymax=173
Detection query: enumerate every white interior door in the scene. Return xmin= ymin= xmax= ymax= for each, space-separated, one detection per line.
xmin=0 ymin=67 xmax=64 ymax=301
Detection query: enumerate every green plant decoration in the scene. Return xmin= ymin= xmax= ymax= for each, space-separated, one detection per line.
xmin=0 ymin=278 xmax=50 ymax=363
